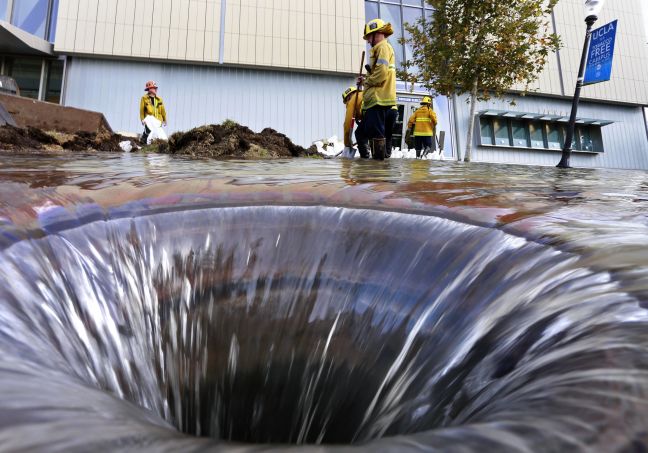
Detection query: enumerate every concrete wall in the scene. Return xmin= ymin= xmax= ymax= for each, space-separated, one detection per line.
xmin=64 ymin=57 xmax=352 ymax=147
xmin=55 ymin=0 xmax=365 ymax=74
xmin=453 ymin=94 xmax=648 ymax=170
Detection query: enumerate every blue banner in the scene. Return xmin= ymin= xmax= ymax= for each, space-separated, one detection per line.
xmin=584 ymin=20 xmax=618 ymax=86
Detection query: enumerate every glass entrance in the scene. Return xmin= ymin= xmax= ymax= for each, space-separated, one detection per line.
xmin=395 ymin=95 xmax=454 ymax=158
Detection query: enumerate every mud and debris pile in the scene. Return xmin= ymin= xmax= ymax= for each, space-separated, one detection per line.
xmin=0 ymin=125 xmax=137 ymax=153
xmin=157 ymin=121 xmax=321 ymax=159
xmin=0 ymin=121 xmax=322 ymax=159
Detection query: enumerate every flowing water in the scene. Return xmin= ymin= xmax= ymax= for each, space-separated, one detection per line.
xmin=0 ymin=152 xmax=647 ymax=452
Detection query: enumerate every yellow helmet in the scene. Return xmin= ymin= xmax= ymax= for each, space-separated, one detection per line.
xmin=342 ymin=86 xmax=359 ymax=103
xmin=421 ymin=96 xmax=432 ymax=105
xmin=363 ymin=19 xmax=394 ymax=40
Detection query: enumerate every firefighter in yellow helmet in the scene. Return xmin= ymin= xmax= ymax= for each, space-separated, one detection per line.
xmin=341 ymin=86 xmax=370 ymax=158
xmin=358 ymin=19 xmax=397 ymax=161
xmin=407 ymin=95 xmax=438 ymax=158
xmin=140 ymin=80 xmax=167 ymax=144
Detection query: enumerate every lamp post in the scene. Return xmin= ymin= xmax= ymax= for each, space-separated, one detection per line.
xmin=557 ymin=0 xmax=606 ymax=169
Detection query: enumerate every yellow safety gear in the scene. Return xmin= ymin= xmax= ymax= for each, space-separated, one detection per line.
xmin=363 ymin=19 xmax=394 ymax=40
xmin=421 ymin=96 xmax=432 ymax=105
xmin=140 ymin=94 xmax=167 ymax=123
xmin=407 ymin=105 xmax=438 ymax=137
xmin=362 ymin=39 xmax=397 ymax=110
xmin=343 ymin=91 xmax=363 ymax=147
xmin=342 ymin=86 xmax=359 ymax=103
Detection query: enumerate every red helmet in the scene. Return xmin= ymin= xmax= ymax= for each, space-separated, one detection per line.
xmin=145 ymin=80 xmax=158 ymax=91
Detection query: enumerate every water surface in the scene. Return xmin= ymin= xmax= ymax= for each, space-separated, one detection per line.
xmin=0 ymin=152 xmax=647 ymax=451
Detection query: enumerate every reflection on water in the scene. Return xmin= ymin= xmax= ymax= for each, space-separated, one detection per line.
xmin=0 ymin=152 xmax=647 ymax=451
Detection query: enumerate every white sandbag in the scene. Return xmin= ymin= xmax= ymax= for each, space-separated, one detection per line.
xmin=143 ymin=115 xmax=168 ymax=145
xmin=119 ymin=141 xmax=133 ymax=152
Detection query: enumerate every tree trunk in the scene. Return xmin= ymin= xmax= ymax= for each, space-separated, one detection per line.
xmin=463 ymin=79 xmax=479 ymax=163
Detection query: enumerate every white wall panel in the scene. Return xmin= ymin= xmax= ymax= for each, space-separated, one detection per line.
xmin=131 ymin=0 xmax=154 ymax=57
xmin=168 ymin=0 xmax=190 ymax=60
xmin=150 ymin=0 xmax=173 ymax=59
xmin=55 ymin=0 xmax=78 ymax=52
xmin=113 ymin=0 xmax=135 ymax=56
xmin=73 ymin=0 xmax=97 ymax=53
xmin=204 ymin=0 xmax=221 ymax=62
xmin=94 ymin=0 xmax=117 ymax=55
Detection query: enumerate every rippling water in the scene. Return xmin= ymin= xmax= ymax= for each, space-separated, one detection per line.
xmin=0 ymin=152 xmax=647 ymax=451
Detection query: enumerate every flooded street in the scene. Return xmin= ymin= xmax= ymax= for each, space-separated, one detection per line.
xmin=0 ymin=152 xmax=647 ymax=451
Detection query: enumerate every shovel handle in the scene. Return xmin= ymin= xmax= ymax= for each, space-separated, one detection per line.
xmin=347 ymin=51 xmax=366 ymax=147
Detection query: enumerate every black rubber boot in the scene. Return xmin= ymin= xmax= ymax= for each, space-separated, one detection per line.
xmin=386 ymin=141 xmax=392 ymax=159
xmin=416 ymin=149 xmax=421 ymax=159
xmin=140 ymin=126 xmax=151 ymax=145
xmin=372 ymin=138 xmax=386 ymax=161
xmin=358 ymin=142 xmax=371 ymax=159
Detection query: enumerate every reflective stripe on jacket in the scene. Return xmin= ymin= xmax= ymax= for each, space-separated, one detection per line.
xmin=343 ymin=91 xmax=363 ymax=147
xmin=363 ymin=39 xmax=397 ymax=111
xmin=407 ymin=106 xmax=437 ymax=137
xmin=140 ymin=95 xmax=167 ymax=123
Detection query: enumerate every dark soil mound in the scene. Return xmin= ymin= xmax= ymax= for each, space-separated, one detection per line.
xmin=0 ymin=125 xmax=50 ymax=150
xmin=61 ymin=131 xmax=128 ymax=152
xmin=1 ymin=121 xmax=321 ymax=160
xmin=0 ymin=125 xmax=137 ymax=153
xmin=162 ymin=122 xmax=321 ymax=159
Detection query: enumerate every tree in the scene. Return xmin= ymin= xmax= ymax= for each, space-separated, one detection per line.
xmin=399 ymin=0 xmax=561 ymax=162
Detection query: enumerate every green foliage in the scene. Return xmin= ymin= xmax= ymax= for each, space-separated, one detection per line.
xmin=221 ymin=119 xmax=239 ymax=129
xmin=399 ymin=0 xmax=561 ymax=100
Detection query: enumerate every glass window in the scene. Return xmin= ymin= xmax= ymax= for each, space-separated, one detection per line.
xmin=529 ymin=122 xmax=544 ymax=148
xmin=403 ymin=0 xmax=423 ymax=6
xmin=365 ymin=2 xmax=379 ymax=22
xmin=8 ymin=58 xmax=43 ymax=99
xmin=493 ymin=119 xmax=510 ymax=146
xmin=577 ymin=127 xmax=594 ymax=151
xmin=0 ymin=0 xmax=9 ymax=21
xmin=403 ymin=6 xmax=423 ymax=73
xmin=511 ymin=120 xmax=529 ymax=147
xmin=546 ymin=123 xmax=564 ymax=149
xmin=12 ymin=0 xmax=49 ymax=39
xmin=590 ymin=127 xmax=604 ymax=152
xmin=381 ymin=3 xmax=404 ymax=70
xmin=480 ymin=118 xmax=494 ymax=145
xmin=45 ymin=59 xmax=63 ymax=104
xmin=48 ymin=0 xmax=59 ymax=42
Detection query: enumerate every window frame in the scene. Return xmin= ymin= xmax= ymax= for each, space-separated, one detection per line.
xmin=476 ymin=115 xmax=605 ymax=154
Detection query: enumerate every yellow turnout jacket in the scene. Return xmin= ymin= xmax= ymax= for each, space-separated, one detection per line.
xmin=363 ymin=39 xmax=396 ymax=111
xmin=343 ymin=91 xmax=363 ymax=147
xmin=140 ymin=95 xmax=167 ymax=123
xmin=407 ymin=105 xmax=437 ymax=137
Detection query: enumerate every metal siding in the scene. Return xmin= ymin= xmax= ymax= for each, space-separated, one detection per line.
xmin=454 ymin=94 xmax=648 ymax=170
xmin=65 ymin=58 xmax=348 ymax=148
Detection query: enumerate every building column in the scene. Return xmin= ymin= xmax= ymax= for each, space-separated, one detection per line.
xmin=38 ymin=59 xmax=48 ymax=101
xmin=5 ymin=0 xmax=14 ymax=21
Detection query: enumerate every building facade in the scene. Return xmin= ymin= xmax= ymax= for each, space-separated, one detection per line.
xmin=1 ymin=0 xmax=647 ymax=169
xmin=0 ymin=0 xmax=64 ymax=102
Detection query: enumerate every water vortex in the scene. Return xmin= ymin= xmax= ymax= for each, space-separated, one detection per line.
xmin=1 ymin=204 xmax=647 ymax=451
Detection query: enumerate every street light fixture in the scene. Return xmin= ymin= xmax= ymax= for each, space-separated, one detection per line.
xmin=557 ymin=0 xmax=606 ymax=168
